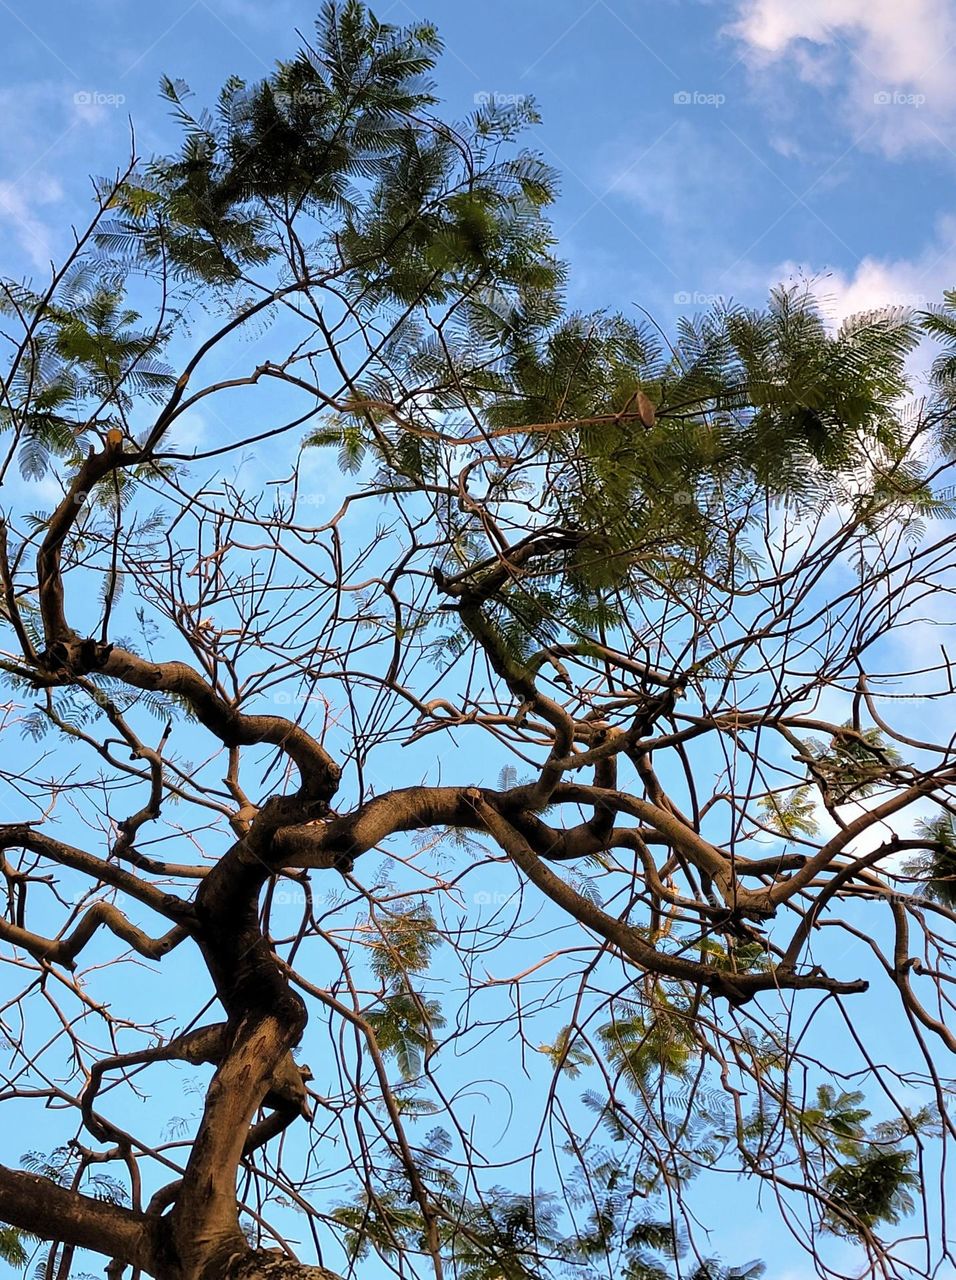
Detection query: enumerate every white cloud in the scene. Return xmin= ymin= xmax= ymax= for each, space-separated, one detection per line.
xmin=839 ymin=797 xmax=937 ymax=868
xmin=730 ymin=0 xmax=956 ymax=156
xmin=0 ymin=79 xmax=132 ymax=276
xmin=0 ymin=175 xmax=63 ymax=271
xmin=772 ymin=250 xmax=943 ymax=326
xmin=166 ymin=412 xmax=208 ymax=453
xmin=0 ymin=81 xmax=110 ymax=157
xmin=761 ymin=216 xmax=956 ymax=401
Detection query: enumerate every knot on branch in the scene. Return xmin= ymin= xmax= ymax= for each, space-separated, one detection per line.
xmin=229 ymin=1249 xmax=344 ymax=1280
xmin=37 ymin=636 xmax=114 ymax=677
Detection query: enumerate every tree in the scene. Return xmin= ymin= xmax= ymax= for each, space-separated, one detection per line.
xmin=0 ymin=5 xmax=954 ymax=1280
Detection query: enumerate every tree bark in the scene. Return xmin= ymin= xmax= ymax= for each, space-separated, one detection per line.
xmin=0 ymin=1163 xmax=347 ymax=1280
xmin=227 ymin=1252 xmax=342 ymax=1280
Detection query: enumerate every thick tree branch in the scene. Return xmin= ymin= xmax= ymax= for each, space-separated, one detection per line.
xmin=0 ymin=1164 xmax=153 ymax=1272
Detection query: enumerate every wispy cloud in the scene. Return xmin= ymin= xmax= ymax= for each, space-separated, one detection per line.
xmin=776 ymin=216 xmax=956 ymax=317
xmin=0 ymin=175 xmax=62 ymax=271
xmin=729 ymin=0 xmax=956 ymax=156
xmin=0 ymin=78 xmax=131 ymax=276
xmin=598 ymin=118 xmax=767 ymax=302
xmin=767 ymin=214 xmax=956 ymax=391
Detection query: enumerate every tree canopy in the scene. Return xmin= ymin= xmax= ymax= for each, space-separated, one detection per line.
xmin=0 ymin=5 xmax=955 ymax=1280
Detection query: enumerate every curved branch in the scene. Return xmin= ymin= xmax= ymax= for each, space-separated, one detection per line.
xmin=469 ymin=792 xmax=867 ymax=1005
xmin=0 ymin=902 xmax=187 ymax=969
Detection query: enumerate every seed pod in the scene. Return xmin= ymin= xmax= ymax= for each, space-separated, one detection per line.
xmin=637 ymin=391 xmax=657 ymax=428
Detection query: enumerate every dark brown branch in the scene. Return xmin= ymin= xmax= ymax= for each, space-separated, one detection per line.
xmin=0 ymin=1164 xmax=153 ymax=1272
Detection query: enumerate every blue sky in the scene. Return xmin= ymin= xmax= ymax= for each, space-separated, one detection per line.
xmin=1 ymin=2 xmax=955 ymax=1278
xmin=2 ymin=0 xmax=956 ymax=328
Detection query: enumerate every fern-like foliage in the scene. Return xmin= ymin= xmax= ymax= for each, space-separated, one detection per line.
xmin=804 ymin=724 xmax=903 ymax=805
xmin=904 ymin=815 xmax=956 ymax=906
